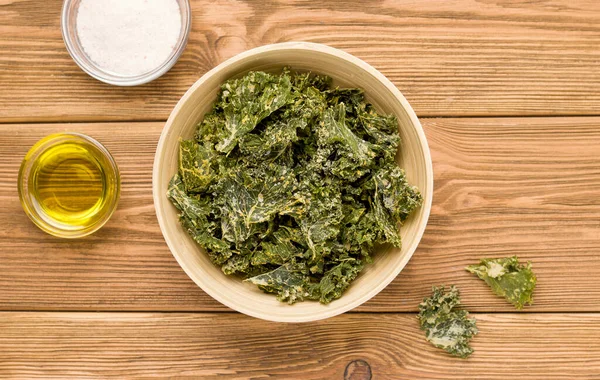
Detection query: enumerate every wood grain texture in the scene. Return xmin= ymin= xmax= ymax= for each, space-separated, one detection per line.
xmin=1 ymin=0 xmax=599 ymax=122
xmin=1 ymin=117 xmax=599 ymax=312
xmin=0 ymin=312 xmax=598 ymax=379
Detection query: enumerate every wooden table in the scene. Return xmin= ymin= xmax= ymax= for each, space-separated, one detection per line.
xmin=1 ymin=1 xmax=599 ymax=378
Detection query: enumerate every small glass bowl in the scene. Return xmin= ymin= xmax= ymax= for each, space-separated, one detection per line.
xmin=18 ymin=133 xmax=120 ymax=238
xmin=61 ymin=0 xmax=191 ymax=86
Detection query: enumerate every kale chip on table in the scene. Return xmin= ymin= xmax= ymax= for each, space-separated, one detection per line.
xmin=168 ymin=69 xmax=422 ymax=304
xmin=466 ymin=256 xmax=537 ymax=309
xmin=418 ymin=286 xmax=478 ymax=358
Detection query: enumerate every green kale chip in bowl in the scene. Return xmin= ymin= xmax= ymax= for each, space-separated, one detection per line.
xmin=153 ymin=42 xmax=433 ymax=322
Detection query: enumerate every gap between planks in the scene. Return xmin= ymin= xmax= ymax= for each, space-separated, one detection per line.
xmin=1 ymin=310 xmax=599 ymax=315
xmin=2 ymin=114 xmax=600 ymax=126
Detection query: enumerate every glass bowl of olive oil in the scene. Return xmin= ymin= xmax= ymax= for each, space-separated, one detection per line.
xmin=18 ymin=133 xmax=120 ymax=238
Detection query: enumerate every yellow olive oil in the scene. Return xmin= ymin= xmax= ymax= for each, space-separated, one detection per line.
xmin=19 ymin=133 xmax=120 ymax=238
xmin=29 ymin=140 xmax=108 ymax=227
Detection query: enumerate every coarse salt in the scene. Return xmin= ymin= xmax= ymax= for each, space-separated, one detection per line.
xmin=76 ymin=0 xmax=182 ymax=76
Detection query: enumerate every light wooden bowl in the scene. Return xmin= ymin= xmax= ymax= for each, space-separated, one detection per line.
xmin=153 ymin=42 xmax=433 ymax=322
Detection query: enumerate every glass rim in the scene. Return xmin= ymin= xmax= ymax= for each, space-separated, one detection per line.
xmin=18 ymin=132 xmax=120 ymax=238
xmin=61 ymin=0 xmax=192 ymax=86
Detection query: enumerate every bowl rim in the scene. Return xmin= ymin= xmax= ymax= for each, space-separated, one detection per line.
xmin=61 ymin=0 xmax=192 ymax=86
xmin=153 ymin=41 xmax=433 ymax=322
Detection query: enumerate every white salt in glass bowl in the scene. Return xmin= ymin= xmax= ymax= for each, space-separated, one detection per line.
xmin=61 ymin=0 xmax=191 ymax=86
xmin=153 ymin=42 xmax=433 ymax=322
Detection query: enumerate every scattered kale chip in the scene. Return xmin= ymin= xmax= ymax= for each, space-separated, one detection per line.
xmin=466 ymin=256 xmax=537 ymax=309
xmin=168 ymin=69 xmax=422 ymax=304
xmin=418 ymin=286 xmax=478 ymax=358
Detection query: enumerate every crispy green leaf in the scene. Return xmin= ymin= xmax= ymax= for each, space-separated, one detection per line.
xmin=168 ymin=70 xmax=422 ymax=304
xmin=318 ymin=103 xmax=377 ymax=165
xmin=418 ymin=286 xmax=478 ymax=358
xmin=216 ymin=71 xmax=292 ymax=153
xmin=222 ymin=255 xmax=251 ymax=275
xmin=238 ymin=118 xmax=303 ymax=162
xmin=167 ymin=175 xmax=210 ymax=218
xmin=168 ymin=177 xmax=232 ymax=265
xmin=218 ymin=165 xmax=299 ymax=243
xmin=288 ymin=86 xmax=328 ymax=122
xmin=371 ymin=195 xmax=402 ymax=248
xmin=245 ymin=263 xmax=308 ymax=304
xmin=252 ymin=228 xmax=301 ymax=266
xmin=181 ymin=217 xmax=232 ymax=265
xmin=195 ymin=111 xmax=226 ymax=145
xmin=291 ymin=70 xmax=331 ymax=92
xmin=326 ymin=88 xmax=365 ymax=114
xmin=307 ymin=259 xmax=363 ymax=303
xmin=466 ymin=256 xmax=537 ymax=309
xmin=374 ymin=164 xmax=423 ymax=223
xmin=178 ymin=139 xmax=216 ymax=193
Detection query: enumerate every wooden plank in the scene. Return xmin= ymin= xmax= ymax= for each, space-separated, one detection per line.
xmin=0 ymin=312 xmax=598 ymax=379
xmin=0 ymin=117 xmax=599 ymax=312
xmin=1 ymin=0 xmax=599 ymax=122
xmin=0 ymin=122 xmax=223 ymax=311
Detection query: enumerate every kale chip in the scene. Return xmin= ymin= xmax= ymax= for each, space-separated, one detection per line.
xmin=168 ymin=69 xmax=422 ymax=304
xmin=418 ymin=286 xmax=478 ymax=358
xmin=466 ymin=256 xmax=537 ymax=309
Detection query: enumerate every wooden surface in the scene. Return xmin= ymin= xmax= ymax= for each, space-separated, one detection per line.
xmin=2 ymin=117 xmax=600 ymax=313
xmin=1 ymin=0 xmax=600 ymax=122
xmin=1 ymin=0 xmax=599 ymax=378
xmin=1 ymin=313 xmax=599 ymax=379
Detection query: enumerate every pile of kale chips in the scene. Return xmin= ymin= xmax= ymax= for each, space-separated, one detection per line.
xmin=168 ymin=69 xmax=422 ymax=304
